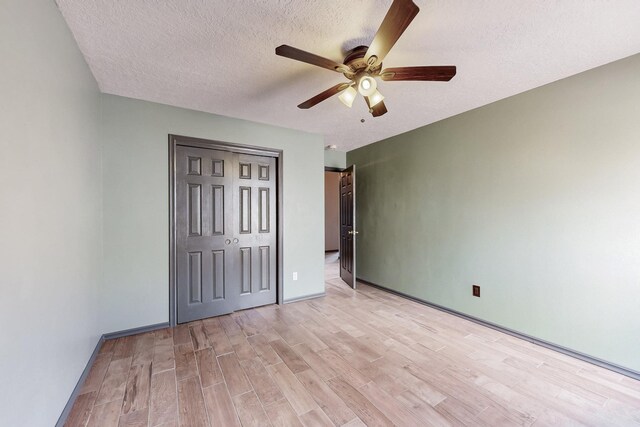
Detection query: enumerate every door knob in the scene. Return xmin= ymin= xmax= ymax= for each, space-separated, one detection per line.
xmin=233 ymin=238 xmax=239 ymax=244
xmin=225 ymin=239 xmax=231 ymax=245
xmin=348 ymin=230 xmax=359 ymax=235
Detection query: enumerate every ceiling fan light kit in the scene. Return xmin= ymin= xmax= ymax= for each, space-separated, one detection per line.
xmin=358 ymin=75 xmax=377 ymax=96
xmin=367 ymin=90 xmax=385 ymax=108
xmin=338 ymin=85 xmax=357 ymax=108
xmin=275 ymin=0 xmax=456 ymax=118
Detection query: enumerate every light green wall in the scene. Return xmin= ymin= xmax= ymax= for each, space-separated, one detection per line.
xmin=0 ymin=1 xmax=102 ymax=425
xmin=324 ymin=149 xmax=347 ymax=169
xmin=348 ymin=54 xmax=640 ymax=372
xmin=100 ymin=95 xmax=325 ymax=333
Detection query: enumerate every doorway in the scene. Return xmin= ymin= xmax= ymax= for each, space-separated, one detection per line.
xmin=325 ymin=170 xmax=341 ymax=282
xmin=169 ymin=135 xmax=283 ymax=326
xmin=324 ymin=166 xmax=356 ymax=288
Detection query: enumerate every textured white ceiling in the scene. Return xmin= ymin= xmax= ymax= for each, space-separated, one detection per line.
xmin=57 ymin=0 xmax=640 ymax=150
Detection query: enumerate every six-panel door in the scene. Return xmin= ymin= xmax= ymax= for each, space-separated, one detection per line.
xmin=176 ymin=145 xmax=277 ymax=323
xmin=340 ymin=165 xmax=356 ymax=288
xmin=234 ymin=153 xmax=277 ymax=311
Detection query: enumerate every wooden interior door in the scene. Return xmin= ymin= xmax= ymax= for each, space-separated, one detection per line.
xmin=176 ymin=145 xmax=277 ymax=323
xmin=339 ymin=165 xmax=356 ymax=288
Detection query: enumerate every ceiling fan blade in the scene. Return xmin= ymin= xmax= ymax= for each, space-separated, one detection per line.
xmin=364 ymin=97 xmax=388 ymax=117
xmin=276 ymin=45 xmax=351 ymax=73
xmin=298 ymin=83 xmax=351 ymax=109
xmin=371 ymin=100 xmax=388 ymax=117
xmin=365 ymin=0 xmax=419 ymax=67
xmin=380 ymin=66 xmax=456 ymax=81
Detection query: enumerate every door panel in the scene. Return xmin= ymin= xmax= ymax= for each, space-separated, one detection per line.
xmin=235 ymin=154 xmax=277 ymax=311
xmin=177 ymin=146 xmax=236 ymax=323
xmin=211 ymin=185 xmax=224 ymax=234
xmin=339 ymin=165 xmax=356 ymax=288
xmin=211 ymin=250 xmax=225 ymax=299
xmin=259 ymin=246 xmax=271 ymax=291
xmin=240 ymin=247 xmax=252 ymax=294
xmin=176 ymin=145 xmax=277 ymax=323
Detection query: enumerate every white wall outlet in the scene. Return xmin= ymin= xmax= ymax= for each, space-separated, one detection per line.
xmin=292 ymin=272 xmax=298 ymax=281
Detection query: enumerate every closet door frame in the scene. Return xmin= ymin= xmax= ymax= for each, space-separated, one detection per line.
xmin=168 ymin=134 xmax=283 ymax=327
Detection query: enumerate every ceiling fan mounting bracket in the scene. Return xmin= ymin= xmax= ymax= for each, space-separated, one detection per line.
xmin=343 ymin=45 xmax=368 ymax=64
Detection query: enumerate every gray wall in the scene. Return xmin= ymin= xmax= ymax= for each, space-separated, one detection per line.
xmin=0 ymin=1 xmax=102 ymax=425
xmin=325 ymin=172 xmax=341 ymax=251
xmin=100 ymin=95 xmax=326 ymax=333
xmin=0 ymin=3 xmax=326 ymax=423
xmin=324 ymin=149 xmax=347 ymax=169
xmin=348 ymin=54 xmax=640 ymax=372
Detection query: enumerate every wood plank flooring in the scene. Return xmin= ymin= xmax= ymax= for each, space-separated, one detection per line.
xmin=66 ymin=253 xmax=640 ymax=426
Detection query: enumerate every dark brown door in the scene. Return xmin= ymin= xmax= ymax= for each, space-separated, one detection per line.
xmin=339 ymin=165 xmax=356 ymax=288
xmin=176 ymin=145 xmax=277 ymax=323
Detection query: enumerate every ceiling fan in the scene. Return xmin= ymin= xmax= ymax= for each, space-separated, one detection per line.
xmin=275 ymin=0 xmax=456 ymax=117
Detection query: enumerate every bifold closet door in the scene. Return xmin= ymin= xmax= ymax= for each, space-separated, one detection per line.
xmin=176 ymin=146 xmax=236 ymax=323
xmin=234 ymin=153 xmax=277 ymax=311
xmin=176 ymin=145 xmax=277 ymax=323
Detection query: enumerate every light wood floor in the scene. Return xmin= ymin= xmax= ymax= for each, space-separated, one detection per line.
xmin=66 ymin=254 xmax=640 ymax=426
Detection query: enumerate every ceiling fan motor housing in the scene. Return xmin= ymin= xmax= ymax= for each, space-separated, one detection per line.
xmin=343 ymin=45 xmax=382 ymax=78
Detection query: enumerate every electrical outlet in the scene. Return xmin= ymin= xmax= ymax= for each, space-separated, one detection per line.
xmin=292 ymin=272 xmax=298 ymax=281
xmin=472 ymin=285 xmax=480 ymax=297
